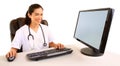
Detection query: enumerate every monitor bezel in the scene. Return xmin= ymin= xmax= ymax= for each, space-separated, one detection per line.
xmin=74 ymin=8 xmax=113 ymax=54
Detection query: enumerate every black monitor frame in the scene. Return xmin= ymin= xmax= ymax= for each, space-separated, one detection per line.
xmin=74 ymin=8 xmax=114 ymax=56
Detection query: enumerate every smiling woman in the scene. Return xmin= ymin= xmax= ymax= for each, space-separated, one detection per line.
xmin=5 ymin=4 xmax=64 ymax=60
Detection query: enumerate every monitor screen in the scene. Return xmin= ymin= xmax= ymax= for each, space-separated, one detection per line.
xmin=74 ymin=8 xmax=113 ymax=56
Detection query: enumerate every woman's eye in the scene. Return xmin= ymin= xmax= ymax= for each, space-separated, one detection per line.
xmin=41 ymin=14 xmax=43 ymax=16
xmin=35 ymin=13 xmax=39 ymax=16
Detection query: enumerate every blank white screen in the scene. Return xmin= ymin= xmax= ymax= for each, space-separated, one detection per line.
xmin=75 ymin=10 xmax=108 ymax=49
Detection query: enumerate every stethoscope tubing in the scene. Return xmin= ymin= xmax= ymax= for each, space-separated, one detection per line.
xmin=28 ymin=24 xmax=47 ymax=47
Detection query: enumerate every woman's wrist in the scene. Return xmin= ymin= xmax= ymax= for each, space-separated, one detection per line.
xmin=49 ymin=42 xmax=57 ymax=48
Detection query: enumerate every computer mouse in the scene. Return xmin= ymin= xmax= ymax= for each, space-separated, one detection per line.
xmin=7 ymin=56 xmax=15 ymax=62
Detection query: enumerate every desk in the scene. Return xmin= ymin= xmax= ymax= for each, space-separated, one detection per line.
xmin=0 ymin=45 xmax=120 ymax=66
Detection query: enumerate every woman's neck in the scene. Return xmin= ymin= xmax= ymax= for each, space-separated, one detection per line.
xmin=30 ymin=23 xmax=39 ymax=32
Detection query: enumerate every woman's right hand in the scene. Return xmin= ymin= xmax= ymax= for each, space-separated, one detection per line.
xmin=6 ymin=48 xmax=17 ymax=58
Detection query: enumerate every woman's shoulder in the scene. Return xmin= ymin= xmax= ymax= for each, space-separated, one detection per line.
xmin=40 ymin=24 xmax=49 ymax=29
xmin=16 ymin=25 xmax=28 ymax=32
xmin=40 ymin=24 xmax=51 ymax=33
xmin=19 ymin=25 xmax=28 ymax=29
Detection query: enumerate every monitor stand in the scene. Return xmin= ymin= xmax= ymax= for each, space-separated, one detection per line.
xmin=80 ymin=47 xmax=103 ymax=56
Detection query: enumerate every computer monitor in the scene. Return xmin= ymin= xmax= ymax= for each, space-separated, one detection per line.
xmin=74 ymin=8 xmax=114 ymax=56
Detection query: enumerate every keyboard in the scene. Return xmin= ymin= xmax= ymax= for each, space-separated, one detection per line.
xmin=26 ymin=48 xmax=73 ymax=61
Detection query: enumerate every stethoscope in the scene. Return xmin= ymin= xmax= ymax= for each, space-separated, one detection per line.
xmin=27 ymin=24 xmax=47 ymax=47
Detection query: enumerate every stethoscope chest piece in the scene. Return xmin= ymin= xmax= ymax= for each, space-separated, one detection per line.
xmin=43 ymin=43 xmax=47 ymax=47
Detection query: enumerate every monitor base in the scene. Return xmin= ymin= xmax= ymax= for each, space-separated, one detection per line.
xmin=81 ymin=47 xmax=103 ymax=57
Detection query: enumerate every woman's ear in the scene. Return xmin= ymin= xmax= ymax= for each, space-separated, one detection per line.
xmin=28 ymin=13 xmax=31 ymax=18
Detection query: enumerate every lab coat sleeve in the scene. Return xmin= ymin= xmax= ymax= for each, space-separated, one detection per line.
xmin=11 ymin=29 xmax=22 ymax=49
xmin=48 ymin=28 xmax=54 ymax=43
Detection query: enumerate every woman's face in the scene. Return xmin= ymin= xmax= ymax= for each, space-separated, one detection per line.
xmin=28 ymin=8 xmax=43 ymax=25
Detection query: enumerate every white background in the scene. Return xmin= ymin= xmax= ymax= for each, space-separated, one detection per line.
xmin=0 ymin=0 xmax=120 ymax=56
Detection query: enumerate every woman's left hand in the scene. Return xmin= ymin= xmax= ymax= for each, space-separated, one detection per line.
xmin=55 ymin=43 xmax=64 ymax=49
xmin=49 ymin=42 xmax=64 ymax=49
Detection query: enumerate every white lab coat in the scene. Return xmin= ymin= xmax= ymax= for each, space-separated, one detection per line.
xmin=11 ymin=24 xmax=54 ymax=52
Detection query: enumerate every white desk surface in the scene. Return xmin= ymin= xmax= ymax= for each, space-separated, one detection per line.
xmin=0 ymin=44 xmax=120 ymax=66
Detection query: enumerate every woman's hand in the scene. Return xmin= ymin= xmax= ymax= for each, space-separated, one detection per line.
xmin=6 ymin=48 xmax=17 ymax=58
xmin=49 ymin=42 xmax=64 ymax=49
xmin=54 ymin=43 xmax=64 ymax=49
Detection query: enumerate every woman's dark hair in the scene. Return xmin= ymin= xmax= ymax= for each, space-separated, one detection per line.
xmin=25 ymin=4 xmax=43 ymax=25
